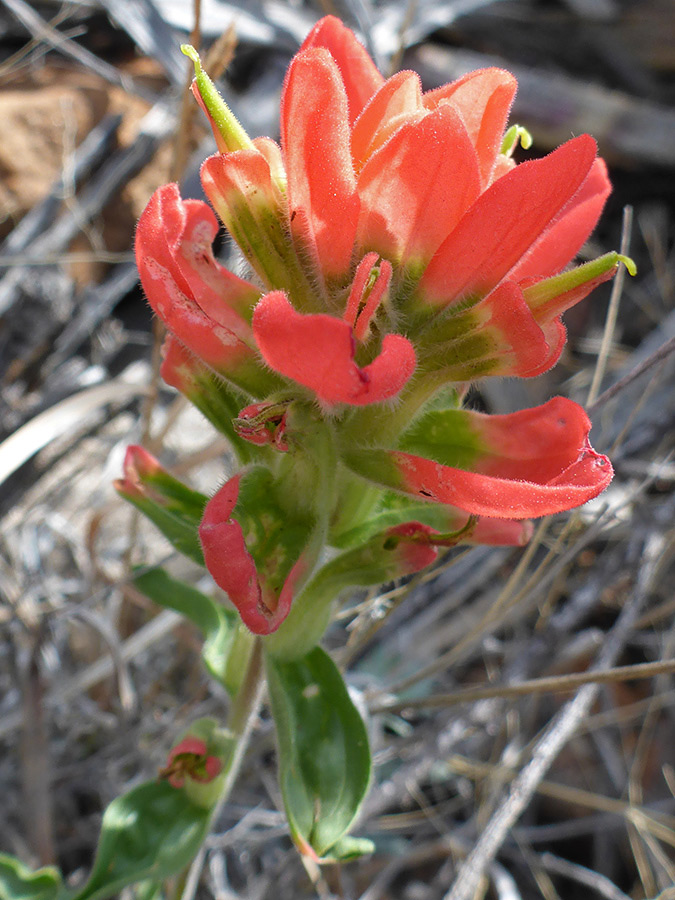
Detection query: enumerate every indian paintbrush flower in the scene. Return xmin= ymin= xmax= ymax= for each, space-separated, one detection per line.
xmin=160 ymin=718 xmax=233 ymax=808
xmin=128 ymin=16 xmax=628 ymax=641
xmin=160 ymin=736 xmax=222 ymax=790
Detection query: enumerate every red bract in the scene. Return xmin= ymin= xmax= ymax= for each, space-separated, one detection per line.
xmin=135 ymin=184 xmax=272 ymax=397
xmin=343 ymin=398 xmax=613 ymax=519
xmin=198 ymin=474 xmax=313 ymax=635
xmin=252 ymin=290 xmax=416 ymax=408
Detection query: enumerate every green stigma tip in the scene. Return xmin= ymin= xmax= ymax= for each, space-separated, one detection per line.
xmin=500 ymin=125 xmax=534 ymax=157
xmin=181 ymin=43 xmax=202 ymax=74
xmin=618 ymin=254 xmax=637 ymax=276
xmin=518 ymin=126 xmax=533 ymax=150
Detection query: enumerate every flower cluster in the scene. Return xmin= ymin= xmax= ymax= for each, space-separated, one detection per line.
xmin=128 ymin=16 xmax=624 ymax=642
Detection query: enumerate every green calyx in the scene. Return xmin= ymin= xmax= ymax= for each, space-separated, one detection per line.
xmin=524 ymin=251 xmax=636 ymax=313
xmin=181 ymin=44 xmax=253 ymax=152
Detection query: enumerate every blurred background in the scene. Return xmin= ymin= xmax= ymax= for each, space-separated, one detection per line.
xmin=1 ymin=1 xmax=674 ymax=898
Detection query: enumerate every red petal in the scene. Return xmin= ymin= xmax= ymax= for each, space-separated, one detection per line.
xmin=159 ymin=334 xmax=195 ymax=394
xmin=357 ymin=104 xmax=481 ymax=267
xmin=521 ymin=318 xmax=567 ymax=377
xmin=281 ymin=48 xmax=360 ymax=282
xmin=252 ymin=292 xmax=415 ymax=406
xmin=419 ymin=135 xmax=598 ymax=306
xmin=172 ymin=199 xmax=259 ymax=332
xmin=509 ymin=158 xmax=612 ymax=283
xmin=470 ymin=517 xmax=533 ymax=546
xmin=395 ymin=446 xmax=611 ymax=517
xmin=114 ymin=445 xmax=161 ymax=498
xmin=351 ymin=70 xmax=423 ymax=172
xmin=299 ymin=16 xmax=384 ymax=124
xmin=424 ymin=68 xmax=517 ymax=186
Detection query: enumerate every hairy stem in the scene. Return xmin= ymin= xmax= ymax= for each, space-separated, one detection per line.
xmin=175 ymin=638 xmax=266 ymax=900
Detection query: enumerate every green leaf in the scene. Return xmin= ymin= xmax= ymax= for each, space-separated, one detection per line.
xmin=132 ymin=882 xmax=163 ymax=900
xmin=0 ymin=855 xmax=63 ymax=900
xmin=120 ymin=488 xmax=206 ymax=566
xmin=133 ymin=568 xmax=252 ymax=694
xmin=71 ymin=782 xmax=210 ymax=900
xmin=265 ymin=647 xmax=371 ymax=860
xmin=321 ymin=836 xmax=375 ymax=862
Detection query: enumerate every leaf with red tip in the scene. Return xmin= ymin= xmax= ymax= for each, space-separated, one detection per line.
xmin=115 ymin=446 xmax=207 ymax=564
xmin=357 ymin=104 xmax=480 ymax=269
xmin=281 ymin=48 xmax=360 ymax=283
xmin=299 ymin=15 xmax=384 ymax=124
xmin=419 ymin=135 xmax=598 ymax=307
xmin=199 ymin=469 xmax=316 ymax=635
xmin=424 ymin=68 xmax=517 ymax=186
xmin=342 ymin=397 xmax=613 ymax=518
xmin=252 ymin=292 xmax=416 ymax=407
xmin=160 ymin=336 xmax=271 ymax=461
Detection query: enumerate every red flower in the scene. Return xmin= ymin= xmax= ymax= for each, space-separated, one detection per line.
xmin=128 ymin=17 xmax=626 ymax=639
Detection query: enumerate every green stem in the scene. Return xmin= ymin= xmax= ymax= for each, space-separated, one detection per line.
xmin=175 ymin=639 xmax=265 ymax=900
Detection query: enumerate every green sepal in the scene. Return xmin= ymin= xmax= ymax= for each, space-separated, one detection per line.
xmin=265 ymin=647 xmax=371 ymax=860
xmin=398 ymin=406 xmax=485 ymax=471
xmin=181 ymin=45 xmax=252 ymax=152
xmin=132 ymin=568 xmax=252 ymax=694
xmin=117 ymin=465 xmax=207 ymax=566
xmin=0 ymin=855 xmax=63 ymax=900
xmin=332 ymin=491 xmax=475 ymax=549
xmin=523 ymin=251 xmax=636 ymax=313
xmin=70 ymin=782 xmax=210 ymax=900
